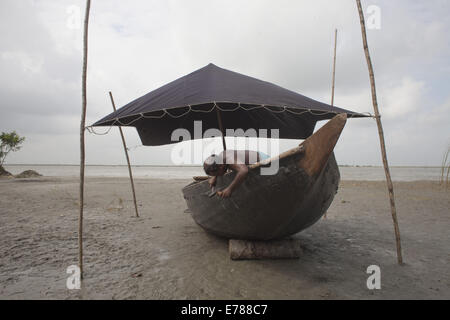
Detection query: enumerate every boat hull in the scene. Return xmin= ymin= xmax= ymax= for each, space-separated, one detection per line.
xmin=183 ymin=152 xmax=339 ymax=240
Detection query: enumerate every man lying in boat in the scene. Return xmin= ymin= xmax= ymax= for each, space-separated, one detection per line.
xmin=203 ymin=150 xmax=270 ymax=199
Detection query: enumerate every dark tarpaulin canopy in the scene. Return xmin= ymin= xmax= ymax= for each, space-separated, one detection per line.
xmin=92 ymin=63 xmax=368 ymax=145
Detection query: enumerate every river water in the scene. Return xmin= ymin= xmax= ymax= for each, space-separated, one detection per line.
xmin=4 ymin=164 xmax=443 ymax=181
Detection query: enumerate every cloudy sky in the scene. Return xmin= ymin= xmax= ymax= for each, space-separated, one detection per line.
xmin=1 ymin=0 xmax=449 ymax=166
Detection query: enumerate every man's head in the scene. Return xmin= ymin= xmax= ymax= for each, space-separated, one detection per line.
xmin=203 ymin=154 xmax=226 ymax=176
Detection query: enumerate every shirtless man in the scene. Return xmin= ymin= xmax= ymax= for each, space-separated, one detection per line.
xmin=203 ymin=150 xmax=269 ymax=198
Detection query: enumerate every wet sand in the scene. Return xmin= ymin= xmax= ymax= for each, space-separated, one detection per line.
xmin=0 ymin=177 xmax=449 ymax=299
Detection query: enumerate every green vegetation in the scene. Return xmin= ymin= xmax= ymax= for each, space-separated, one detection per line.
xmin=0 ymin=131 xmax=25 ymax=169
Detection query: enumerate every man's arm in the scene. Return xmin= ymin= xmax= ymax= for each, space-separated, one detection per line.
xmin=217 ymin=163 xmax=248 ymax=198
xmin=208 ymin=175 xmax=217 ymax=188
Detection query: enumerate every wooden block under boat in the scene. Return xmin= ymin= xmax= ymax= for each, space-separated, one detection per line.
xmin=229 ymin=239 xmax=302 ymax=260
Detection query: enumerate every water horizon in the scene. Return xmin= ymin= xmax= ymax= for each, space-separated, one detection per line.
xmin=4 ymin=164 xmax=444 ymax=182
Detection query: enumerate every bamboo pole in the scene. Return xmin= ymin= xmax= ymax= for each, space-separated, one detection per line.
xmin=216 ymin=108 xmax=227 ymax=150
xmin=324 ymin=29 xmax=338 ymax=220
xmin=356 ymin=0 xmax=403 ymax=264
xmin=79 ymin=0 xmax=91 ymax=279
xmin=331 ymin=28 xmax=338 ymax=107
xmin=109 ymin=91 xmax=139 ymax=218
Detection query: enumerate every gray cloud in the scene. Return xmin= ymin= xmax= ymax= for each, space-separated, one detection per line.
xmin=1 ymin=0 xmax=449 ymax=166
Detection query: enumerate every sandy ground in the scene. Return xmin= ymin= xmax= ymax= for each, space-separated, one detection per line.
xmin=0 ymin=176 xmax=448 ymax=300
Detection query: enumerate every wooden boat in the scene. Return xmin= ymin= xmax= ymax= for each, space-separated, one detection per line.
xmin=182 ymin=113 xmax=347 ymax=240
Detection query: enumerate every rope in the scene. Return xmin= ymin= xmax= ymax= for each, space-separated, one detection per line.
xmin=193 ymin=103 xmax=217 ymax=113
xmin=214 ymin=102 xmax=241 ymax=112
xmin=141 ymin=111 xmax=166 ymax=119
xmin=116 ymin=116 xmax=141 ymax=126
xmin=165 ymin=107 xmax=192 ymax=118
xmin=86 ymin=125 xmax=113 ymax=135
xmin=86 ymin=101 xmax=375 ymax=136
